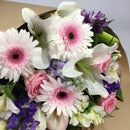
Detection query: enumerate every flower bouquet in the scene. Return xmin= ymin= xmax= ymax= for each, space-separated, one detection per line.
xmin=0 ymin=1 xmax=124 ymax=130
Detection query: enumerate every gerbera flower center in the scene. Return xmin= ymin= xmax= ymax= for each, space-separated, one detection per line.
xmin=57 ymin=91 xmax=67 ymax=99
xmin=6 ymin=47 xmax=26 ymax=66
xmin=68 ymin=32 xmax=75 ymax=40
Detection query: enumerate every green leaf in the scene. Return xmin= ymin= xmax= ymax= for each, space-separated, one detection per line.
xmin=116 ymin=88 xmax=124 ymax=101
xmin=3 ymin=85 xmax=16 ymax=101
xmin=106 ymin=112 xmax=115 ymax=118
xmin=107 ymin=19 xmax=114 ymax=24
xmin=92 ymin=33 xmax=99 ymax=47
xmin=115 ymin=106 xmax=119 ymax=110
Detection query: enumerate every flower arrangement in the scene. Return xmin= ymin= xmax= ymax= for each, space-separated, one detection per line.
xmin=0 ymin=1 xmax=124 ymax=130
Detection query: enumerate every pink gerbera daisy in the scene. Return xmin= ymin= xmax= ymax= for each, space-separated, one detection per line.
xmin=0 ymin=28 xmax=45 ymax=82
xmin=48 ymin=16 xmax=93 ymax=60
xmin=36 ymin=75 xmax=88 ymax=117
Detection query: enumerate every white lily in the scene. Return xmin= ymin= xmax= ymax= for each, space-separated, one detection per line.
xmin=46 ymin=111 xmax=68 ymax=130
xmin=62 ymin=43 xmax=118 ymax=78
xmin=0 ymin=95 xmax=20 ymax=120
xmin=22 ymin=8 xmax=55 ymax=69
xmin=91 ymin=43 xmax=118 ymax=65
xmin=85 ymin=74 xmax=109 ymax=98
xmin=54 ymin=1 xmax=81 ymax=18
xmin=33 ymin=104 xmax=47 ymax=130
xmin=62 ymin=49 xmax=93 ymax=78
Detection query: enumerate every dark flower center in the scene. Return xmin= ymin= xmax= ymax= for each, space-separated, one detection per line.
xmin=13 ymin=54 xmax=19 ymax=59
xmin=58 ymin=92 xmax=66 ymax=98
xmin=68 ymin=32 xmax=75 ymax=40
xmin=7 ymin=47 xmax=25 ymax=64
xmin=56 ymin=91 xmax=68 ymax=100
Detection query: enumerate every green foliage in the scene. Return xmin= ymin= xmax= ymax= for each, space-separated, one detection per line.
xmin=116 ymin=88 xmax=124 ymax=101
xmin=3 ymin=85 xmax=16 ymax=101
xmin=115 ymin=106 xmax=119 ymax=110
xmin=106 ymin=112 xmax=115 ymax=118
xmin=92 ymin=33 xmax=99 ymax=47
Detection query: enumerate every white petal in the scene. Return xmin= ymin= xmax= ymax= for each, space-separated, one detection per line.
xmin=46 ymin=111 xmax=68 ymax=130
xmin=57 ymin=107 xmax=62 ymax=116
xmin=62 ymin=59 xmax=83 ymax=78
xmin=55 ymin=1 xmax=81 ymax=17
xmin=13 ymin=70 xmax=20 ymax=82
xmin=0 ymin=67 xmax=8 ymax=79
xmin=34 ymin=105 xmax=47 ymax=130
xmin=85 ymin=76 xmax=109 ymax=98
xmin=31 ymin=48 xmax=49 ymax=69
xmin=91 ymin=43 xmax=118 ymax=64
xmin=22 ymin=8 xmax=40 ymax=35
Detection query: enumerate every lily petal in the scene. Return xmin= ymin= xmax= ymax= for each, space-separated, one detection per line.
xmin=62 ymin=49 xmax=93 ymax=78
xmin=31 ymin=48 xmax=50 ymax=69
xmin=46 ymin=111 xmax=68 ymax=130
xmin=91 ymin=43 xmax=118 ymax=64
xmin=55 ymin=1 xmax=81 ymax=17
xmin=22 ymin=8 xmax=41 ymax=35
xmin=33 ymin=104 xmax=47 ymax=130
xmin=85 ymin=76 xmax=109 ymax=98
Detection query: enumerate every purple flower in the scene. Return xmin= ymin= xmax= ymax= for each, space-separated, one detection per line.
xmin=6 ymin=96 xmax=38 ymax=130
xmin=46 ymin=59 xmax=67 ymax=80
xmin=6 ymin=114 xmax=20 ymax=129
xmin=15 ymin=96 xmax=37 ymax=115
xmin=81 ymin=10 xmax=108 ymax=33
xmin=103 ymin=80 xmax=120 ymax=94
xmin=22 ymin=117 xmax=40 ymax=130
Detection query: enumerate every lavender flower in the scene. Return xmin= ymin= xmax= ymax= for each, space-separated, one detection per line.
xmin=15 ymin=96 xmax=37 ymax=115
xmin=22 ymin=117 xmax=39 ymax=130
xmin=46 ymin=59 xmax=67 ymax=80
xmin=103 ymin=80 xmax=120 ymax=94
xmin=6 ymin=96 xmax=38 ymax=130
xmin=6 ymin=114 xmax=20 ymax=129
xmin=81 ymin=10 xmax=108 ymax=33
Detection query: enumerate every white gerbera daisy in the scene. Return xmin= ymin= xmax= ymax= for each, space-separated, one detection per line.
xmin=36 ymin=75 xmax=88 ymax=117
xmin=48 ymin=15 xmax=93 ymax=61
xmin=0 ymin=28 xmax=47 ymax=82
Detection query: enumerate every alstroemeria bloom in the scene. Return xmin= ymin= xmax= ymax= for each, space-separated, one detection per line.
xmin=0 ymin=95 xmax=19 ymax=120
xmin=0 ymin=28 xmax=48 ymax=82
xmin=101 ymin=61 xmax=120 ymax=84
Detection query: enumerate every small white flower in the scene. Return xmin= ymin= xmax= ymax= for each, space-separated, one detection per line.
xmin=0 ymin=95 xmax=19 ymax=120
xmin=0 ymin=119 xmax=6 ymax=130
xmin=101 ymin=61 xmax=120 ymax=83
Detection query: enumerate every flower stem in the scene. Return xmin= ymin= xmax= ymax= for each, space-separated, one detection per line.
xmin=97 ymin=32 xmax=120 ymax=46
